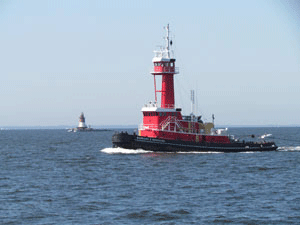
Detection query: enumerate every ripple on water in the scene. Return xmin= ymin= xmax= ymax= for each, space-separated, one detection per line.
xmin=123 ymin=209 xmax=191 ymax=223
xmin=1 ymin=129 xmax=300 ymax=224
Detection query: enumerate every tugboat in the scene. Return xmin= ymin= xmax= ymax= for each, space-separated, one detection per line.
xmin=112 ymin=25 xmax=277 ymax=153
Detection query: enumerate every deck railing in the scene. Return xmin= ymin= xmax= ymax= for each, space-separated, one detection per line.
xmin=151 ymin=67 xmax=179 ymax=74
xmin=139 ymin=116 xmax=228 ymax=136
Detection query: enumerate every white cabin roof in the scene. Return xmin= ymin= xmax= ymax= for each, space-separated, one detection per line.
xmin=152 ymin=57 xmax=171 ymax=63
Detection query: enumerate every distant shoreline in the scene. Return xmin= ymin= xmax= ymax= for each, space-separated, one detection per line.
xmin=1 ymin=125 xmax=299 ymax=130
xmin=0 ymin=125 xmax=138 ymax=130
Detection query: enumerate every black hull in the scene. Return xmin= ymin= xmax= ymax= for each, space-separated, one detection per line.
xmin=112 ymin=132 xmax=278 ymax=153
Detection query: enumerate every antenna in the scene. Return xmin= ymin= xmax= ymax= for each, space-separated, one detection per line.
xmin=164 ymin=24 xmax=170 ymax=58
xmin=191 ymin=90 xmax=195 ymax=115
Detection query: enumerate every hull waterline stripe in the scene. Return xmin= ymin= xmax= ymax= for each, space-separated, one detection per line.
xmin=134 ymin=138 xmax=275 ymax=150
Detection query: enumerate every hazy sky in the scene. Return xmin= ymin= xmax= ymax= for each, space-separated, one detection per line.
xmin=1 ymin=0 xmax=300 ymax=127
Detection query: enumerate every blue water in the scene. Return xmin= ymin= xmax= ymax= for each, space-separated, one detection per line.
xmin=1 ymin=127 xmax=300 ymax=224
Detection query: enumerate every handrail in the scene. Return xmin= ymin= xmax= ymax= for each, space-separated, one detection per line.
xmin=139 ymin=116 xmax=227 ymax=136
xmin=160 ymin=104 xmax=175 ymax=109
xmin=151 ymin=67 xmax=179 ymax=74
xmin=139 ymin=124 xmax=227 ymax=137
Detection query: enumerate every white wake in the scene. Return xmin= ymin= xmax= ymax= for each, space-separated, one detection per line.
xmin=101 ymin=148 xmax=224 ymax=154
xmin=277 ymin=146 xmax=300 ymax=151
xmin=101 ymin=147 xmax=153 ymax=154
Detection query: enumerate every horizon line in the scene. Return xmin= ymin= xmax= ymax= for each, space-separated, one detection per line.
xmin=1 ymin=124 xmax=299 ymax=130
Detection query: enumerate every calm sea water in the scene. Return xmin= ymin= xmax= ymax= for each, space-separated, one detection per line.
xmin=0 ymin=127 xmax=300 ymax=224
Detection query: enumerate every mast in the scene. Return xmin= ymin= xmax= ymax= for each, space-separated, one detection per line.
xmin=191 ymin=90 xmax=195 ymax=115
xmin=165 ymin=24 xmax=170 ymax=58
xmin=151 ymin=24 xmax=178 ymax=109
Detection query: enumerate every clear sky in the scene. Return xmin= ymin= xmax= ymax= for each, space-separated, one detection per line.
xmin=1 ymin=0 xmax=300 ymax=127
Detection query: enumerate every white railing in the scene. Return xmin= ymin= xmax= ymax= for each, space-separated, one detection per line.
xmin=151 ymin=67 xmax=179 ymax=74
xmin=139 ymin=124 xmax=160 ymax=131
xmin=139 ymin=116 xmax=184 ymax=132
xmin=143 ymin=102 xmax=158 ymax=108
xmin=142 ymin=102 xmax=175 ymax=109
xmin=161 ymin=104 xmax=175 ymax=109
xmin=139 ymin=116 xmax=228 ymax=136
xmin=160 ymin=116 xmax=183 ymax=131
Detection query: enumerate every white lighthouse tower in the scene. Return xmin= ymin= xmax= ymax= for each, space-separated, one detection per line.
xmin=68 ymin=112 xmax=106 ymax=132
xmin=78 ymin=112 xmax=87 ymax=129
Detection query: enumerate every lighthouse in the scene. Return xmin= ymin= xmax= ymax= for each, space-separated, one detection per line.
xmin=67 ymin=112 xmax=109 ymax=132
xmin=78 ymin=112 xmax=87 ymax=129
xmin=151 ymin=24 xmax=178 ymax=109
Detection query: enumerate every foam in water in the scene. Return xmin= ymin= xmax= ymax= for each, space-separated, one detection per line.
xmin=101 ymin=148 xmax=225 ymax=154
xmin=278 ymin=146 xmax=300 ymax=151
xmin=101 ymin=147 xmax=153 ymax=154
xmin=101 ymin=146 xmax=300 ymax=154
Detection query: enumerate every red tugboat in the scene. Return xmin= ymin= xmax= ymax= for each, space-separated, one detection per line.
xmin=112 ymin=25 xmax=277 ymax=152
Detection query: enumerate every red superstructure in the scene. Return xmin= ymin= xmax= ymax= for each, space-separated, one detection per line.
xmin=138 ymin=24 xmax=231 ymax=144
